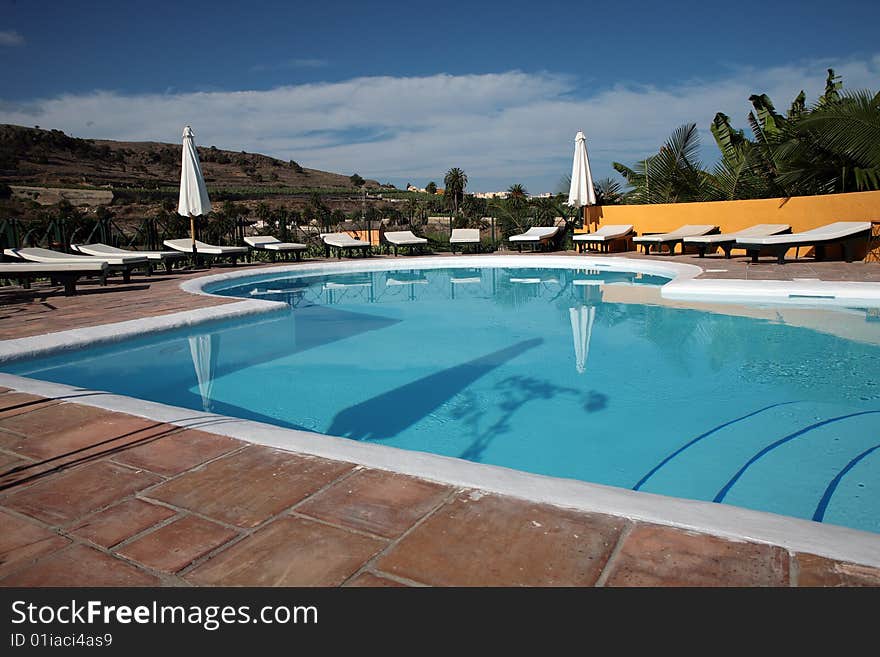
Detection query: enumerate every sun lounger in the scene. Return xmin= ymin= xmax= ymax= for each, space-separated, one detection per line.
xmin=163 ymin=239 xmax=248 ymax=265
xmin=321 ymin=233 xmax=371 ymax=258
xmin=449 ymin=229 xmax=481 ymax=254
xmin=71 ymin=242 xmax=187 ymax=273
xmin=508 ymin=226 xmax=562 ymax=251
xmin=632 ymin=225 xmax=718 ymax=255
xmin=681 ymin=224 xmax=791 ymax=258
xmin=734 ymin=221 xmax=872 ymax=264
xmin=0 ymin=262 xmax=108 ymax=296
xmin=244 ymin=236 xmax=308 ymax=262
xmin=383 ymin=230 xmax=428 ymax=256
xmin=573 ymin=225 xmax=634 ymax=253
xmin=4 ymin=247 xmax=148 ymax=283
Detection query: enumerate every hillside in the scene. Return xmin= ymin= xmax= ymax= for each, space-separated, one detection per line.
xmin=0 ymin=124 xmax=377 ymax=192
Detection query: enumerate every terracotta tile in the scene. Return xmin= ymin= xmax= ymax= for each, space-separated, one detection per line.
xmin=147 ymin=446 xmax=354 ymax=528
xmin=0 ymin=451 xmax=26 ymax=472
xmin=186 ymin=516 xmax=385 ymax=586
xmin=376 ymin=493 xmax=625 ymax=586
xmin=112 ymin=429 xmax=243 ymax=476
xmin=604 ymin=524 xmax=790 ymax=587
xmin=69 ymin=499 xmax=177 ymax=548
xmin=0 ymin=510 xmax=70 ymax=578
xmin=1 ymin=423 xmax=179 ymax=491
xmin=117 ymin=515 xmax=238 ymax=573
xmin=1 ymin=544 xmax=160 ymax=586
xmin=297 ymin=469 xmax=450 ymax=538
xmin=0 ymin=393 xmax=58 ymax=422
xmin=344 ymin=571 xmax=409 ymax=587
xmin=3 ymin=460 xmax=161 ymax=526
xmin=796 ymin=553 xmax=880 ymax=587
xmin=0 ymin=402 xmax=110 ymax=439
xmin=10 ymin=415 xmax=172 ymax=461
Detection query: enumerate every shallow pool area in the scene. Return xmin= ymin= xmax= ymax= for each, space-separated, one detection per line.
xmin=4 ymin=264 xmax=880 ymax=535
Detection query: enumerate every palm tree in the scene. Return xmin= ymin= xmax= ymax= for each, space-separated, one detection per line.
xmin=507 ymin=183 xmax=528 ymax=203
xmin=443 ymin=167 xmax=468 ymax=218
xmin=593 ymin=178 xmax=623 ymax=205
xmin=613 ymin=124 xmax=707 ymax=203
xmin=777 ymin=89 xmax=880 ymax=193
xmin=614 ymin=69 xmax=879 ymax=203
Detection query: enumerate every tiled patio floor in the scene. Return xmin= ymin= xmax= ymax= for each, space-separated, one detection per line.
xmin=2 ymin=391 xmax=879 ymax=586
xmin=1 ymin=253 xmax=880 ymax=586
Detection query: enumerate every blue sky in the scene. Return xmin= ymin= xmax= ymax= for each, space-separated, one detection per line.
xmin=2 ymin=0 xmax=879 ymax=192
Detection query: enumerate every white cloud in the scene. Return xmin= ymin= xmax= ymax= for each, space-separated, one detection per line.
xmin=1 ymin=54 xmax=878 ymax=192
xmin=0 ymin=30 xmax=24 ymax=46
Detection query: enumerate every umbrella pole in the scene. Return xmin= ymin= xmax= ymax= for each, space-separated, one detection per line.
xmin=190 ymin=214 xmax=199 ymax=269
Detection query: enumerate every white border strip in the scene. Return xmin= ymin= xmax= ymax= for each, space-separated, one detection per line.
xmin=3 ymin=255 xmax=880 ymax=568
xmin=0 ymin=299 xmax=287 ymax=364
xmin=663 ymin=278 xmax=880 ymax=307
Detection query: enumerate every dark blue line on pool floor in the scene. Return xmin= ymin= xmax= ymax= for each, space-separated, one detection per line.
xmin=714 ymin=410 xmax=880 ymax=503
xmin=632 ymin=402 xmax=801 ymax=491
xmin=813 ymin=442 xmax=880 ymax=522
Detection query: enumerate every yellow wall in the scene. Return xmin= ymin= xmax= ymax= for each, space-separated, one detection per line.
xmin=577 ymin=190 xmax=880 ymax=258
xmin=347 ymin=229 xmax=381 ymax=246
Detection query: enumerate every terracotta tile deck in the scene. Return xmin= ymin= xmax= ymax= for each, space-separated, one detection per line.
xmin=1 ymin=255 xmax=879 ymax=586
xmin=0 ymin=391 xmax=878 ymax=586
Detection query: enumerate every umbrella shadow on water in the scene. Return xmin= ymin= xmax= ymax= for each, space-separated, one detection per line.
xmin=452 ymin=376 xmax=608 ymax=463
xmin=326 ymin=338 xmax=544 ymax=441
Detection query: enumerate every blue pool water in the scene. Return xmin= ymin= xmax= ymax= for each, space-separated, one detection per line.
xmin=5 ymin=266 xmax=880 ymax=533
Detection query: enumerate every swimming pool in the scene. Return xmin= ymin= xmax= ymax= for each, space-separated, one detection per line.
xmin=4 ymin=262 xmax=880 ymax=535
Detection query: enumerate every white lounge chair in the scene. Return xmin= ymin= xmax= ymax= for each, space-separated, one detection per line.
xmin=244 ymin=236 xmax=307 ymax=262
xmin=321 ymin=233 xmax=371 ymax=258
xmin=382 ymin=230 xmax=428 ymax=256
xmin=508 ymin=226 xmax=562 ymax=251
xmin=449 ymin=229 xmax=481 ymax=254
xmin=4 ymin=247 xmax=148 ymax=283
xmin=163 ymin=239 xmax=248 ymax=265
xmin=632 ymin=225 xmax=718 ymax=255
xmin=734 ymin=221 xmax=872 ymax=264
xmin=572 ymin=225 xmax=634 ymax=253
xmin=71 ymin=242 xmax=187 ymax=273
xmin=0 ymin=262 xmax=108 ymax=296
xmin=682 ymin=224 xmax=791 ymax=258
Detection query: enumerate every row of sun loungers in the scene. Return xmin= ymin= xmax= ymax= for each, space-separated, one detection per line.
xmin=1 ymin=221 xmax=872 ymax=296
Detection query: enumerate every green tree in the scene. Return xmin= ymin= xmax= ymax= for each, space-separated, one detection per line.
xmin=613 ymin=123 xmax=708 ymax=203
xmin=594 ymin=178 xmax=623 ymax=205
xmin=350 ymin=173 xmax=365 ymax=187
xmin=425 ymin=181 xmax=437 ymax=194
xmin=507 ymin=183 xmax=528 ymax=203
xmin=613 ymin=68 xmax=880 ymax=202
xmin=443 ymin=168 xmax=468 ymax=218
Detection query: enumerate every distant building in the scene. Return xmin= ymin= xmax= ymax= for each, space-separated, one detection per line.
xmin=472 ymin=191 xmax=509 ymax=199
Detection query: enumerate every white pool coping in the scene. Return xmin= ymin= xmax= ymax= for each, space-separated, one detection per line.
xmin=3 ymin=254 xmax=880 ymax=569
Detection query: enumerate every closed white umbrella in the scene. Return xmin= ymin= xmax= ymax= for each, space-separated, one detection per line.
xmin=569 ymin=305 xmax=595 ymax=374
xmin=178 ymin=125 xmax=212 ymax=261
xmin=567 ymin=131 xmax=597 ymax=231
